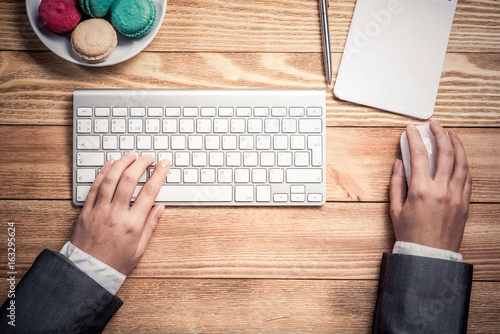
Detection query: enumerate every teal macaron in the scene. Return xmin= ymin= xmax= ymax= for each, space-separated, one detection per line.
xmin=79 ymin=0 xmax=115 ymax=18
xmin=110 ymin=0 xmax=157 ymax=38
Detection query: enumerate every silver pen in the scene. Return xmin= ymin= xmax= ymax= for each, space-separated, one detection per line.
xmin=320 ymin=0 xmax=332 ymax=85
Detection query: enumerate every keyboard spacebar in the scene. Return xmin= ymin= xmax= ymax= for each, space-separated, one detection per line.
xmin=134 ymin=185 xmax=233 ymax=202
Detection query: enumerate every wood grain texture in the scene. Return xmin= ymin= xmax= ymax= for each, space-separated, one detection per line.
xmin=0 ymin=126 xmax=498 ymax=202
xmin=0 ymin=277 xmax=497 ymax=333
xmin=1 ymin=200 xmax=498 ymax=280
xmin=1 ymin=0 xmax=499 ymax=52
xmin=1 ymin=52 xmax=499 ymax=127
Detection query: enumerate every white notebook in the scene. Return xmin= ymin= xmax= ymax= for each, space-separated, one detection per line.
xmin=334 ymin=0 xmax=457 ymax=119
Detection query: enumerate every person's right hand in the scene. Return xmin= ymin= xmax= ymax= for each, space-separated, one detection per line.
xmin=389 ymin=121 xmax=472 ymax=252
xmin=71 ymin=151 xmax=170 ymax=275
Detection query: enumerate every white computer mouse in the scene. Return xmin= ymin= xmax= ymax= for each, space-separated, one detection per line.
xmin=400 ymin=124 xmax=437 ymax=185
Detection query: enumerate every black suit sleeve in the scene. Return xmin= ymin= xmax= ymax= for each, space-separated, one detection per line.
xmin=0 ymin=249 xmax=123 ymax=333
xmin=373 ymin=253 xmax=473 ymax=334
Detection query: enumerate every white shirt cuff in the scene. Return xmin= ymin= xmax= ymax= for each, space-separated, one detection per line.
xmin=60 ymin=241 xmax=126 ymax=295
xmin=392 ymin=241 xmax=463 ymax=262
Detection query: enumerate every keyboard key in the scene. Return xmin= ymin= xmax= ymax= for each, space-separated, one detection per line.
xmin=77 ymin=119 xmax=92 ymax=133
xmin=291 ymin=193 xmax=305 ymax=202
xmin=256 ymin=135 xmax=271 ymax=150
xmin=235 ymin=185 xmax=253 ymax=202
xmin=201 ymin=107 xmax=216 ymax=116
xmin=77 ymin=136 xmax=100 ymax=150
xmin=273 ymin=193 xmax=288 ymax=202
xmin=130 ymin=107 xmax=146 ymax=117
xmin=235 ymin=168 xmax=250 ymax=183
xmin=308 ymin=193 xmax=323 ymax=202
xmin=273 ymin=135 xmax=288 ymax=150
xmin=166 ymin=107 xmax=181 ymax=116
xmin=77 ymin=107 xmax=92 ymax=116
xmin=256 ymin=185 xmax=271 ymax=202
xmin=214 ymin=119 xmax=229 ymax=133
xmin=113 ymin=107 xmax=128 ymax=116
xmin=77 ymin=152 xmax=105 ymax=166
xmin=201 ymin=168 xmax=216 ymax=183
xmin=272 ymin=107 xmax=287 ymax=116
xmin=102 ymin=136 xmax=117 ymax=150
xmin=222 ymin=135 xmax=237 ymax=150
xmin=179 ymin=119 xmax=195 ymax=133
xmin=308 ymin=135 xmax=322 ymax=166
xmin=146 ymin=119 xmax=160 ymax=133
xmin=154 ymin=185 xmax=233 ymax=202
xmin=184 ymin=169 xmax=198 ymax=183
xmin=219 ymin=107 xmax=234 ymax=117
xmin=236 ymin=107 xmax=252 ymax=117
xmin=154 ymin=136 xmax=169 ymax=150
xmin=243 ymin=152 xmax=258 ymax=166
xmin=137 ymin=136 xmax=152 ymax=150
xmin=265 ymin=119 xmax=280 ymax=133
xmin=175 ymin=152 xmax=189 ymax=166
xmin=226 ymin=152 xmax=241 ymax=166
xmin=289 ymin=107 xmax=305 ymax=117
xmin=163 ymin=119 xmax=177 ymax=133
xmin=129 ymin=119 xmax=143 ymax=133
xmin=231 ymin=119 xmax=245 ymax=133
xmin=120 ymin=136 xmax=134 ymax=150
xmin=277 ymin=152 xmax=292 ymax=166
xmin=269 ymin=168 xmax=284 ymax=183
xmin=248 ymin=119 xmax=263 ymax=133
xmin=286 ymin=169 xmax=322 ymax=183
xmin=76 ymin=169 xmax=96 ymax=183
xmin=291 ymin=185 xmax=305 ymax=193
xmin=209 ymin=152 xmax=224 ymax=166
xmin=171 ymin=136 xmax=186 ymax=150
xmin=76 ymin=185 xmax=91 ymax=202
xmin=205 ymin=136 xmax=220 ymax=150
xmin=192 ymin=152 xmax=207 ymax=166
xmin=148 ymin=107 xmax=163 ymax=116
xmin=94 ymin=119 xmax=109 ymax=133
xmin=252 ymin=169 xmax=266 ymax=183
xmin=307 ymin=107 xmax=322 ymax=116
xmin=184 ymin=107 xmax=198 ymax=116
xmin=290 ymin=135 xmax=306 ymax=150
xmin=111 ymin=119 xmax=126 ymax=133
xmin=188 ymin=136 xmax=203 ymax=150
xmin=260 ymin=152 xmax=275 ymax=166
xmin=158 ymin=152 xmax=173 ymax=165
xmin=294 ymin=152 xmax=309 ymax=167
xmin=197 ymin=119 xmax=211 ymax=133
xmin=282 ymin=118 xmax=297 ymax=133
xmin=254 ymin=107 xmax=269 ymax=117
xmin=299 ymin=119 xmax=322 ymax=133
xmin=218 ymin=169 xmax=233 ymax=183
xmin=239 ymin=136 xmax=254 ymax=150
xmin=95 ymin=107 xmax=110 ymax=116
xmin=167 ymin=168 xmax=181 ymax=183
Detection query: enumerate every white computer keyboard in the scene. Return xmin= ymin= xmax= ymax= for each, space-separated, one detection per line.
xmin=73 ymin=89 xmax=326 ymax=206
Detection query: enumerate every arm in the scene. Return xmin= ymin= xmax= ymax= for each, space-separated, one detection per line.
xmin=0 ymin=152 xmax=170 ymax=332
xmin=373 ymin=121 xmax=473 ymax=334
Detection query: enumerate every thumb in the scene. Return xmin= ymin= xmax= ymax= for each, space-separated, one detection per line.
xmin=390 ymin=159 xmax=407 ymax=220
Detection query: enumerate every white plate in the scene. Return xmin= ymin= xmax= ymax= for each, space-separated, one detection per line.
xmin=26 ymin=0 xmax=167 ymax=67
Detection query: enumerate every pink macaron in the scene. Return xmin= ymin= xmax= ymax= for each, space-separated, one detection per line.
xmin=39 ymin=0 xmax=82 ymax=33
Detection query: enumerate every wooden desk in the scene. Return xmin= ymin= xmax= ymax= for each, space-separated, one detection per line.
xmin=0 ymin=0 xmax=499 ymax=332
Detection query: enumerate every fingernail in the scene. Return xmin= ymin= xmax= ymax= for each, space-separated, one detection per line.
xmin=126 ymin=150 xmax=136 ymax=158
xmin=430 ymin=120 xmax=440 ymax=126
xmin=449 ymin=130 xmax=458 ymax=138
xmin=157 ymin=205 xmax=165 ymax=219
xmin=104 ymin=158 xmax=115 ymax=167
xmin=393 ymin=159 xmax=402 ymax=172
xmin=407 ymin=124 xmax=416 ymax=130
xmin=159 ymin=158 xmax=170 ymax=168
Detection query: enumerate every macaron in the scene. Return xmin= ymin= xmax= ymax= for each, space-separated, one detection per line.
xmin=110 ymin=0 xmax=157 ymax=38
xmin=39 ymin=0 xmax=82 ymax=33
xmin=78 ymin=0 xmax=114 ymax=18
xmin=71 ymin=19 xmax=117 ymax=63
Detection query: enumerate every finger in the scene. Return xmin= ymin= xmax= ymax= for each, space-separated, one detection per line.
xmin=429 ymin=120 xmax=454 ymax=182
xmin=113 ymin=154 xmax=156 ymax=205
xmin=94 ymin=151 xmax=137 ymax=206
xmin=136 ymin=204 xmax=165 ymax=257
xmin=463 ymin=169 xmax=472 ymax=204
xmin=405 ymin=124 xmax=429 ymax=183
xmin=132 ymin=158 xmax=170 ymax=214
xmin=389 ymin=159 xmax=407 ymax=221
xmin=448 ymin=130 xmax=470 ymax=189
xmin=82 ymin=157 xmax=116 ymax=210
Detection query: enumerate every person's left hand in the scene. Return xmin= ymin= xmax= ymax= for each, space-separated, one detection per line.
xmin=71 ymin=151 xmax=170 ymax=275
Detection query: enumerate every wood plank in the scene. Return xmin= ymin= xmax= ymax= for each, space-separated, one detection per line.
xmin=0 ymin=126 xmax=498 ymax=202
xmin=0 ymin=277 xmax=497 ymax=333
xmin=1 ymin=52 xmax=499 ymax=127
xmin=1 ymin=0 xmax=499 ymax=52
xmin=0 ymin=200 xmax=498 ymax=280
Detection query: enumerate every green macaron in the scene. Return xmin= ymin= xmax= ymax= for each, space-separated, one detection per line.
xmin=79 ymin=0 xmax=114 ymax=18
xmin=110 ymin=0 xmax=157 ymax=38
